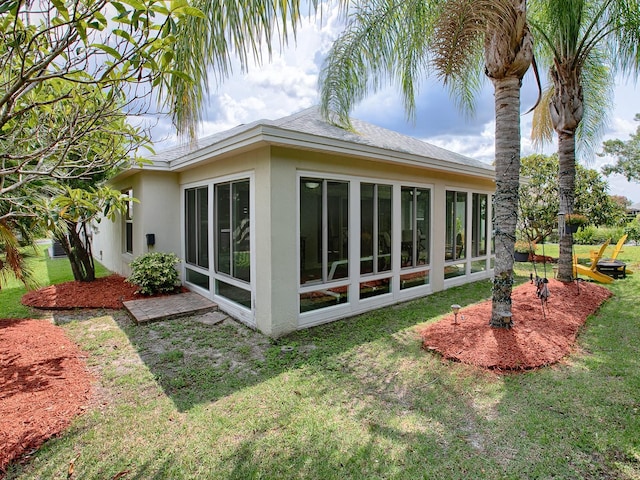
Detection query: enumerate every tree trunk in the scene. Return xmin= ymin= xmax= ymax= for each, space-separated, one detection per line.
xmin=557 ymin=132 xmax=577 ymax=281
xmin=549 ymin=64 xmax=582 ymax=282
xmin=483 ymin=0 xmax=532 ymax=328
xmin=55 ymin=221 xmax=96 ymax=282
xmin=490 ymin=75 xmax=522 ymax=328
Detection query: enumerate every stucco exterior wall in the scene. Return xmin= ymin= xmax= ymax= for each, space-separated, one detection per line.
xmin=93 ymin=170 xmax=180 ymax=277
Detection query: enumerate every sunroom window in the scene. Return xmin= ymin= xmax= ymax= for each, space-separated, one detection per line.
xmin=400 ymin=186 xmax=430 ymax=268
xmin=360 ymin=183 xmax=392 ymax=275
xmin=185 ymin=186 xmax=209 ymax=268
xmin=472 ymin=193 xmax=488 ymax=257
xmin=300 ymin=178 xmax=349 ymax=285
xmin=215 ymin=179 xmax=250 ymax=283
xmin=445 ymin=190 xmax=467 ymax=261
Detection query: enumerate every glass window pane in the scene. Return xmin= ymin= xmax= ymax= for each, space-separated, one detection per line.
xmin=185 ymin=189 xmax=196 ymax=264
xmin=125 ymin=223 xmax=133 ymax=254
xmin=378 ymin=185 xmax=392 ymax=272
xmin=327 ymin=181 xmax=349 ymax=280
xmin=216 ymin=183 xmax=231 ymax=275
xmin=471 ymin=259 xmax=487 ymax=273
xmin=216 ymin=279 xmax=251 ymax=309
xmin=186 ymin=268 xmax=209 ymax=289
xmin=401 ymin=187 xmax=428 ymax=268
xmin=445 ymin=262 xmax=466 ymax=279
xmin=416 ymin=188 xmax=430 ymax=266
xmin=300 ymin=286 xmax=348 ymax=313
xmin=232 ymin=180 xmax=250 ymax=282
xmin=360 ymin=183 xmax=374 ymax=275
xmin=400 ymin=270 xmax=429 ymax=289
xmin=197 ymin=187 xmax=209 ymax=268
xmin=456 ymin=192 xmax=467 ymax=260
xmin=472 ymin=193 xmax=487 ymax=257
xmin=359 ymin=277 xmax=391 ymax=299
xmin=300 ymin=178 xmax=322 ymax=284
xmin=446 ymin=191 xmax=467 ymax=261
xmin=401 ymin=187 xmax=414 ymax=268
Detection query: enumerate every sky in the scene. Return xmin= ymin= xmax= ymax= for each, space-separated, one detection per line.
xmin=144 ymin=5 xmax=640 ymax=204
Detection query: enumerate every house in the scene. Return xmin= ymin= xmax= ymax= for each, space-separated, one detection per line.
xmin=93 ymin=107 xmax=495 ymax=336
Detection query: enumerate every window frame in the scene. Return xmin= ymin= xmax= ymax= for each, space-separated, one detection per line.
xmin=123 ymin=188 xmax=134 ymax=255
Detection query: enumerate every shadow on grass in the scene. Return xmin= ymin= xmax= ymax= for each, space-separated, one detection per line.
xmin=93 ymin=279 xmax=496 ymax=412
xmin=33 ymin=272 xmax=640 ymax=479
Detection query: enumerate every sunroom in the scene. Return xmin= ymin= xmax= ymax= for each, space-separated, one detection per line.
xmin=95 ymin=107 xmax=495 ymax=337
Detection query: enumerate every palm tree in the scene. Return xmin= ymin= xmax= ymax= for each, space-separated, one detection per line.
xmin=163 ymin=0 xmax=319 ymax=139
xmin=529 ymin=0 xmax=640 ymax=281
xmin=319 ymin=0 xmax=533 ymax=327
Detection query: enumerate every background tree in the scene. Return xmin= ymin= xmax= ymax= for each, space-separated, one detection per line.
xmin=41 ymin=186 xmax=133 ymax=282
xmin=528 ymin=0 xmax=640 ymax=281
xmin=319 ymin=0 xmax=533 ymax=328
xmin=601 ymin=113 xmax=640 ymax=184
xmin=2 ymin=0 xmax=325 ymax=287
xmin=519 ymin=154 xmax=559 ymax=244
xmin=519 ymin=153 xmax=627 ymax=245
xmin=0 ymin=0 xmax=194 ymax=286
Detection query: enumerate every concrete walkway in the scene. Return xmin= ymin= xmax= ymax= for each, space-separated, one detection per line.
xmin=123 ymin=292 xmax=218 ymax=324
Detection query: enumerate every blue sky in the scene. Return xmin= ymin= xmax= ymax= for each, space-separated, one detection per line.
xmin=145 ymin=7 xmax=640 ymax=203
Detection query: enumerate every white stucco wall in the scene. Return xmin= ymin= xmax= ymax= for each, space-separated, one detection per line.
xmin=93 ymin=170 xmax=180 ymax=277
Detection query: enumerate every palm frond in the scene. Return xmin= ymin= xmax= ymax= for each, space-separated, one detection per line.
xmin=530 ymin=85 xmax=555 ymax=149
xmin=575 ymin=53 xmax=613 ymax=163
xmin=165 ymin=0 xmax=322 ymax=138
xmin=320 ymin=0 xmax=439 ymax=128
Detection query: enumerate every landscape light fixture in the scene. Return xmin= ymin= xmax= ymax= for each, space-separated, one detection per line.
xmin=451 ymin=304 xmax=462 ymax=324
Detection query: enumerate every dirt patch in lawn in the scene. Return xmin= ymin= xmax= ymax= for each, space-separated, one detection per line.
xmin=420 ymin=278 xmax=612 ymax=371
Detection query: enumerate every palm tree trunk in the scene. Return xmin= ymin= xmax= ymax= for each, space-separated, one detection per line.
xmin=557 ymin=132 xmax=576 ymax=281
xmin=549 ymin=66 xmax=582 ymax=282
xmin=490 ymin=75 xmax=522 ymax=328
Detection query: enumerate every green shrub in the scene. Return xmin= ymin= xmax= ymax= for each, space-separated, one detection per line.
xmin=573 ymin=226 xmax=625 ymax=245
xmin=625 ymin=217 xmax=640 ymax=244
xmin=573 ymin=225 xmax=597 ymax=245
xmin=127 ymin=252 xmax=181 ymax=295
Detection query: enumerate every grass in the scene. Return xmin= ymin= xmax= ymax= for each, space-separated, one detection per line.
xmin=0 ymin=243 xmax=110 ymax=318
xmin=4 ymin=244 xmax=640 ymax=479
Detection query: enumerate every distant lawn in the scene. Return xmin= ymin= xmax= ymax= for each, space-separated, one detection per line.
xmin=4 ymin=244 xmax=640 ymax=479
xmin=0 ymin=243 xmax=111 ymax=319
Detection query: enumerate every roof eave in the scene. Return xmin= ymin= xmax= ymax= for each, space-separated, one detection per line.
xmin=167 ymin=124 xmax=495 ymax=180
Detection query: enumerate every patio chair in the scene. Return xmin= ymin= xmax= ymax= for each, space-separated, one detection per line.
xmin=573 ymin=239 xmax=614 ymax=284
xmin=598 ymin=234 xmax=633 ymax=275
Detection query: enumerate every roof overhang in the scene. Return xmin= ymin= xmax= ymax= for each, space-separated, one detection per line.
xmin=165 ymin=124 xmax=495 ymax=181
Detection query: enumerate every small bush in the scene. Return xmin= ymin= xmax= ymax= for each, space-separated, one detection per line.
xmin=127 ymin=252 xmax=181 ymax=295
xmin=625 ymin=217 xmax=640 ymax=244
xmin=574 ymin=226 xmax=625 ymax=245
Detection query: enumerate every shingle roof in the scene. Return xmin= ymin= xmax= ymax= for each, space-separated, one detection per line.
xmin=147 ymin=106 xmax=493 ymax=177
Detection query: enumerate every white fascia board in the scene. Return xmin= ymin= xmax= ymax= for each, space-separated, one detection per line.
xmin=260 ymin=126 xmax=496 ymax=180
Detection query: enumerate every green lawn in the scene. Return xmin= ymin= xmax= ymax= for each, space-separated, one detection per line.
xmin=0 ymin=244 xmax=111 ymax=318
xmin=4 ymin=244 xmax=640 ymax=479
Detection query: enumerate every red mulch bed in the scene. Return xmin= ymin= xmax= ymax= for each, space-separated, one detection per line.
xmin=420 ymin=278 xmax=612 ymax=371
xmin=1 ymin=275 xmax=613 ymax=473
xmin=21 ymin=274 xmax=147 ymax=309
xmin=0 ymin=319 xmax=92 ymax=473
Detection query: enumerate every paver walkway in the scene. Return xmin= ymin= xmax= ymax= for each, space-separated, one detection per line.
xmin=123 ymin=292 xmax=217 ymax=324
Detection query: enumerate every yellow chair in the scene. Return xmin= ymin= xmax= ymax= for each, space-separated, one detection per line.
xmin=604 ymin=234 xmax=628 ymax=261
xmin=598 ymin=233 xmax=633 ymax=276
xmin=573 ymin=239 xmax=614 ymax=284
